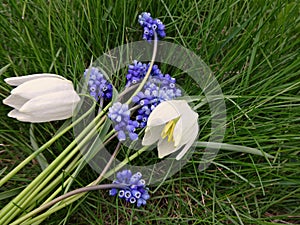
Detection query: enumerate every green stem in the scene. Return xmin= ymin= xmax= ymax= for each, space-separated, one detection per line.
xmin=126 ymin=32 xmax=158 ymax=105
xmin=20 ymin=146 xmax=149 ymax=224
xmin=18 ymin=153 xmax=82 ymax=218
xmin=10 ymin=184 xmax=128 ymax=225
xmin=33 ymin=129 xmax=117 ymax=210
xmin=0 ymin=102 xmax=111 ymax=224
xmin=0 ymin=100 xmax=96 ymax=188
xmin=42 ymin=157 xmax=85 ymax=205
xmin=27 ymin=126 xmax=117 ymax=218
xmin=95 ymin=142 xmax=121 ymax=184
xmin=0 ymin=116 xmax=106 ymax=224
xmin=31 ymin=153 xmax=82 ymax=205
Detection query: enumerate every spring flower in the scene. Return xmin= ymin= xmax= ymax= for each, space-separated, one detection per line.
xmin=84 ymin=67 xmax=113 ymax=101
xmin=142 ymin=100 xmax=198 ymax=160
xmin=138 ymin=12 xmax=166 ymax=41
xmin=126 ymin=61 xmax=182 ymax=129
xmin=132 ymin=76 xmax=182 ymax=128
xmin=3 ymin=74 xmax=80 ymax=123
xmin=109 ymin=170 xmax=150 ymax=207
xmin=108 ymin=102 xmax=139 ymax=141
xmin=125 ymin=60 xmax=147 ymax=87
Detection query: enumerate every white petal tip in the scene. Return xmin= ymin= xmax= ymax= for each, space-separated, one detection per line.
xmin=158 ymin=152 xmax=166 ymax=159
xmin=7 ymin=110 xmax=31 ymax=122
xmin=5 ymin=73 xmax=67 ymax=86
xmin=3 ymin=98 xmax=8 ymax=105
xmin=175 ymin=154 xmax=183 ymax=160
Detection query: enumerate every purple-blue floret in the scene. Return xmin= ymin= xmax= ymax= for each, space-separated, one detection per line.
xmin=109 ymin=170 xmax=150 ymax=207
xmin=84 ymin=67 xmax=113 ymax=101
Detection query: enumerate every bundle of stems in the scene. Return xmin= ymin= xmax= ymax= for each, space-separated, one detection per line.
xmin=0 ymin=33 xmax=157 ymax=225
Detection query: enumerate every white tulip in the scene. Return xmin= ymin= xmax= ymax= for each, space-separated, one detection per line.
xmin=142 ymin=100 xmax=198 ymax=160
xmin=3 ymin=74 xmax=80 ymax=123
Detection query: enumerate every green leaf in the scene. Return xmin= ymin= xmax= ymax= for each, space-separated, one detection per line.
xmin=0 ymin=167 xmax=7 ymax=177
xmin=0 ymin=186 xmax=25 ymax=201
xmin=0 ymin=64 xmax=10 ymax=76
xmin=194 ymin=141 xmax=274 ymax=159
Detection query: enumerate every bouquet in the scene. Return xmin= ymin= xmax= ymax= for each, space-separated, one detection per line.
xmin=0 ymin=12 xmax=273 ymax=224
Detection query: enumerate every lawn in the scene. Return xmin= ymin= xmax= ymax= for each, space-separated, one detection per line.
xmin=0 ymin=0 xmax=299 ymax=224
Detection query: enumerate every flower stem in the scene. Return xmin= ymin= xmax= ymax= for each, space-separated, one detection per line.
xmin=10 ymin=184 xmax=127 ymax=225
xmin=19 ymin=146 xmax=149 ymax=224
xmin=0 ymin=100 xmax=97 ymax=188
xmin=30 ymin=153 xmax=82 ymax=205
xmin=0 ymin=116 xmax=106 ymax=224
xmin=0 ymin=102 xmax=111 ymax=224
xmin=95 ymin=141 xmax=121 ymax=184
xmin=28 ymin=125 xmax=117 ymax=218
xmin=126 ymin=31 xmax=158 ymax=105
xmin=104 ymin=146 xmax=149 ymax=179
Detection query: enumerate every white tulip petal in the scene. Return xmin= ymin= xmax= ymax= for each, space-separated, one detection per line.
xmin=19 ymin=90 xmax=80 ymax=114
xmin=3 ymin=94 xmax=28 ymax=110
xmin=142 ymin=124 xmax=165 ymax=146
xmin=25 ymin=112 xmax=73 ymax=123
xmin=28 ymin=104 xmax=76 ymax=117
xmin=177 ymin=121 xmax=198 ymax=148
xmin=11 ymin=77 xmax=74 ymax=99
xmin=175 ymin=122 xmax=198 ymax=160
xmin=147 ymin=100 xmax=182 ymax=127
xmin=173 ymin=117 xmax=183 ymax=147
xmin=142 ymin=99 xmax=199 ymax=160
xmin=7 ymin=109 xmax=28 ymax=120
xmin=157 ymin=138 xmax=180 ymax=159
xmin=8 ymin=109 xmax=70 ymax=123
xmin=173 ymin=106 xmax=198 ymax=147
xmin=5 ymin=74 xmax=66 ymax=86
xmin=39 ymin=106 xmax=75 ymax=120
xmin=7 ymin=109 xmax=48 ymax=123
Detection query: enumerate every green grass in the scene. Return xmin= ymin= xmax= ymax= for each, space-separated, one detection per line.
xmin=1 ymin=0 xmax=299 ymax=224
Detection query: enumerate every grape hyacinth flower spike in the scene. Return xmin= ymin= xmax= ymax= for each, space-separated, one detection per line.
xmin=109 ymin=170 xmax=150 ymax=207
xmin=125 ymin=60 xmax=182 ymax=129
xmin=138 ymin=12 xmax=166 ymax=41
xmin=108 ymin=102 xmax=139 ymax=141
xmin=84 ymin=67 xmax=113 ymax=101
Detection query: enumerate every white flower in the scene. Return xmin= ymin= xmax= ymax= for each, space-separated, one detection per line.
xmin=3 ymin=73 xmax=80 ymax=123
xmin=142 ymin=100 xmax=199 ymax=160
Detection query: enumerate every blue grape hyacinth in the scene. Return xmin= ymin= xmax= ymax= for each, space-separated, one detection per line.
xmin=109 ymin=170 xmax=150 ymax=207
xmin=132 ymin=75 xmax=182 ymax=128
xmin=138 ymin=12 xmax=166 ymax=41
xmin=84 ymin=67 xmax=113 ymax=101
xmin=109 ymin=61 xmax=181 ymax=140
xmin=126 ymin=60 xmax=182 ymax=128
xmin=125 ymin=60 xmax=147 ymax=87
xmin=108 ymin=102 xmax=139 ymax=141
xmin=126 ymin=61 xmax=163 ymax=87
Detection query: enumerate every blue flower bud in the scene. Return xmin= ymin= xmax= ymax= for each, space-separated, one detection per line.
xmin=137 ymin=198 xmax=146 ymax=207
xmin=109 ymin=188 xmax=118 ymax=196
xmin=117 ymin=130 xmax=126 ymax=141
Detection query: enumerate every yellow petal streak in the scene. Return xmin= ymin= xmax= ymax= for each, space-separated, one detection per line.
xmin=161 ymin=117 xmax=180 ymax=142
